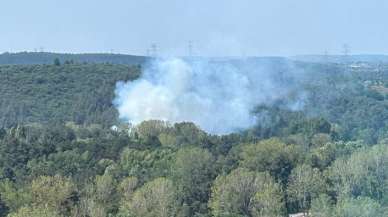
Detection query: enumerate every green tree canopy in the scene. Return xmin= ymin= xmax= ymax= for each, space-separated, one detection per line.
xmin=119 ymin=177 xmax=178 ymax=217
xmin=209 ymin=168 xmax=285 ymax=217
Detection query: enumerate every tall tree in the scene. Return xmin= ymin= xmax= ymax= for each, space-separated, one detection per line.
xmin=172 ymin=147 xmax=215 ymax=216
xmin=309 ymin=194 xmax=333 ymax=217
xmin=119 ymin=177 xmax=178 ymax=217
xmin=287 ymin=164 xmax=325 ymax=212
xmin=239 ymin=138 xmax=300 ymax=183
xmin=209 ymin=168 xmax=285 ymax=217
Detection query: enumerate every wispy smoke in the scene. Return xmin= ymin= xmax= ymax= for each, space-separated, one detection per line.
xmin=114 ymin=57 xmax=304 ymax=134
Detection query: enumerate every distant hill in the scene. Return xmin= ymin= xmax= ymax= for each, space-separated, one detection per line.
xmin=0 ymin=52 xmax=148 ymax=65
xmin=2 ymin=52 xmax=388 ymax=65
xmin=0 ymin=53 xmax=289 ymax=66
xmin=290 ymin=54 xmax=388 ymax=63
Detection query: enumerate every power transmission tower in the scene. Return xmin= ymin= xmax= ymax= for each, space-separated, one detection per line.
xmin=188 ymin=40 xmax=193 ymax=57
xmin=342 ymin=44 xmax=350 ymax=56
xmin=323 ymin=50 xmax=330 ymax=74
xmin=323 ymin=50 xmax=329 ymax=64
xmin=342 ymin=43 xmax=351 ymax=63
xmin=146 ymin=48 xmax=151 ymax=57
xmin=150 ymin=43 xmax=158 ymax=57
xmin=323 ymin=50 xmax=335 ymax=87
xmin=377 ymin=61 xmax=384 ymax=82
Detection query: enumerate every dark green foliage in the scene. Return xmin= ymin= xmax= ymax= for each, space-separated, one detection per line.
xmin=53 ymin=58 xmax=61 ymax=66
xmin=0 ymin=196 xmax=8 ymax=217
xmin=172 ymin=147 xmax=215 ymax=215
xmin=0 ymin=63 xmax=141 ymax=128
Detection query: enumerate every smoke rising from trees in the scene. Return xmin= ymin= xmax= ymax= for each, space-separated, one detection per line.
xmin=114 ymin=57 xmax=305 ymax=134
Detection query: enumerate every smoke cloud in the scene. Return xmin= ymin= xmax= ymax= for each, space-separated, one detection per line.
xmin=114 ymin=57 xmax=304 ymax=134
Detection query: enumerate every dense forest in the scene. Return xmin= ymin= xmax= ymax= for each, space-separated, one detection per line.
xmin=1 ymin=57 xmax=388 ymax=217
xmin=0 ymin=62 xmax=141 ymax=128
xmin=0 ymin=52 xmax=146 ymax=66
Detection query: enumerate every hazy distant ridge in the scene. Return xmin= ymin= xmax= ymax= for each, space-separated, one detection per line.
xmin=291 ymin=54 xmax=388 ymax=63
xmin=0 ymin=52 xmax=147 ymax=65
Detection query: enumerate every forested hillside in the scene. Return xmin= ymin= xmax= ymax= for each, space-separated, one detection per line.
xmin=1 ymin=59 xmax=388 ymax=217
xmin=0 ymin=63 xmax=141 ymax=128
xmin=0 ymin=52 xmax=147 ymax=65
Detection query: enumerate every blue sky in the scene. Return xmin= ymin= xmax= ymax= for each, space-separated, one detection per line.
xmin=1 ymin=0 xmax=388 ymax=56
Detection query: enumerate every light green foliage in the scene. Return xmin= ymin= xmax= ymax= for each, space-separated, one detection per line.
xmin=30 ymin=175 xmax=76 ymax=212
xmin=119 ymin=177 xmax=178 ymax=217
xmin=240 ymin=138 xmax=300 ymax=183
xmin=78 ymin=174 xmax=118 ymax=217
xmin=0 ymin=180 xmax=31 ymax=212
xmin=118 ymin=177 xmax=138 ymax=201
xmin=328 ymin=144 xmax=388 ymax=199
xmin=307 ymin=143 xmax=338 ymax=169
xmin=95 ymin=174 xmax=116 ymax=204
xmin=334 ymin=197 xmax=387 ymax=217
xmin=311 ymin=133 xmax=332 ymax=147
xmin=173 ymin=147 xmax=215 ymax=215
xmin=287 ymin=164 xmax=326 ymax=211
xmin=132 ymin=120 xmax=170 ymax=146
xmin=158 ymin=132 xmax=178 ymax=147
xmin=209 ymin=168 xmax=285 ymax=217
xmin=309 ymin=195 xmax=388 ymax=217
xmin=7 ymin=206 xmax=61 ymax=217
xmin=253 ymin=179 xmax=286 ymax=217
xmin=170 ymin=122 xmax=208 ymax=148
xmin=131 ymin=120 xmax=207 ymax=148
xmin=1 ymin=175 xmax=77 ymax=217
xmin=119 ymin=148 xmax=174 ymax=182
xmin=309 ymin=194 xmax=333 ymax=217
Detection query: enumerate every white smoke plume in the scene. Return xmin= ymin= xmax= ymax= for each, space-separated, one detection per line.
xmin=114 ymin=57 xmax=304 ymax=134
